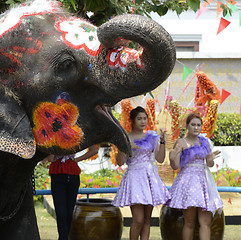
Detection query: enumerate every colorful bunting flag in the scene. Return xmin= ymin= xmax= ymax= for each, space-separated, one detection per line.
xmin=217 ymin=1 xmax=223 ymax=18
xmin=182 ymin=65 xmax=193 ymax=81
xmin=203 ymin=0 xmax=213 ymax=8
xmin=220 ymin=88 xmax=231 ymax=105
xmin=225 ymin=2 xmax=238 ymax=19
xmin=196 ymin=5 xmax=209 ymax=19
xmin=228 ymin=0 xmax=236 ymax=5
xmin=217 ymin=17 xmax=231 ymax=35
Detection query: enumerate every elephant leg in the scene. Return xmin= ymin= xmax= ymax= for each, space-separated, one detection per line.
xmin=0 ymin=180 xmax=40 ymax=240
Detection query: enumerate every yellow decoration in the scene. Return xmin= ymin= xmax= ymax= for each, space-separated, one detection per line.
xmin=155 ymin=108 xmax=172 ymax=135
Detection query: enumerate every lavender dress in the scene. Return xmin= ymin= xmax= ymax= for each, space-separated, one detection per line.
xmin=167 ymin=136 xmax=223 ymax=213
xmin=112 ymin=130 xmax=171 ymax=207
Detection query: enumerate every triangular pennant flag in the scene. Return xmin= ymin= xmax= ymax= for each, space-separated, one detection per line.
xmin=217 ymin=1 xmax=223 ymax=18
xmin=225 ymin=2 xmax=238 ymax=19
xmin=196 ymin=5 xmax=209 ymax=19
xmin=220 ymin=88 xmax=231 ymax=105
xmin=228 ymin=0 xmax=236 ymax=5
xmin=203 ymin=0 xmax=213 ymax=8
xmin=182 ymin=65 xmax=193 ymax=81
xmin=227 ymin=2 xmax=238 ymax=12
xmin=217 ymin=18 xmax=231 ymax=35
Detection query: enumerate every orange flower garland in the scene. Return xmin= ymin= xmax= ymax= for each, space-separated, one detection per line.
xmin=120 ymin=99 xmax=133 ymax=133
xmin=109 ymin=144 xmax=118 ymax=166
xmin=145 ymin=99 xmax=156 ymax=131
xmin=195 ymin=71 xmax=220 ymax=139
xmin=202 ymin=100 xmax=219 ymax=138
xmin=168 ymin=100 xmax=182 ymax=140
xmin=195 ymin=71 xmax=220 ymax=106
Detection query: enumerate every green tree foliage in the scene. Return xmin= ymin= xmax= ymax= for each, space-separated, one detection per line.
xmin=0 ymin=0 xmax=233 ymax=26
xmin=212 ymin=113 xmax=241 ymax=146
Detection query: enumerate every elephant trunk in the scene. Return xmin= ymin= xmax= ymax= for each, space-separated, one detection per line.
xmin=96 ymin=14 xmax=176 ymax=101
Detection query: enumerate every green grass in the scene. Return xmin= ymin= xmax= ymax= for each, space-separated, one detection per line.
xmin=35 ymin=200 xmax=241 ymax=240
xmin=35 ymin=201 xmax=58 ymax=240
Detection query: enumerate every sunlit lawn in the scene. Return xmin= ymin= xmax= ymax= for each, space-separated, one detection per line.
xmin=35 ymin=201 xmax=58 ymax=240
xmin=35 ymin=200 xmax=241 ymax=240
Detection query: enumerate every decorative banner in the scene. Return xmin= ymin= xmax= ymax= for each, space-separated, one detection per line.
xmin=217 ymin=1 xmax=223 ymax=17
xmin=217 ymin=17 xmax=231 ymax=35
xmin=181 ymin=62 xmax=204 ymax=94
xmin=228 ymin=0 xmax=236 ymax=5
xmin=203 ymin=0 xmax=213 ymax=8
xmin=225 ymin=2 xmax=238 ymax=19
xmin=196 ymin=5 xmax=209 ymax=19
xmin=220 ymin=88 xmax=231 ymax=105
xmin=182 ymin=65 xmax=193 ymax=81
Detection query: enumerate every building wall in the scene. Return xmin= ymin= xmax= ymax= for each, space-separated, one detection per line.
xmin=166 ymin=53 xmax=241 ymax=113
xmin=115 ymin=53 xmax=241 ymax=114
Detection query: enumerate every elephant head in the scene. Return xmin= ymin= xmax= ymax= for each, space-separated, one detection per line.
xmin=0 ymin=0 xmax=176 ymax=158
xmin=0 ymin=1 xmax=176 ymax=239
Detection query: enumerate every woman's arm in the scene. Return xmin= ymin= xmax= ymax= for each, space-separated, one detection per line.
xmin=155 ymin=129 xmax=166 ymax=163
xmin=116 ymin=150 xmax=127 ymax=166
xmin=74 ymin=145 xmax=98 ymax=163
xmin=169 ymin=139 xmax=183 ymax=170
xmin=155 ymin=142 xmax=166 ymax=163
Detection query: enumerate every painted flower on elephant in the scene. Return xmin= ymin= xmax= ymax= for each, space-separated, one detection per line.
xmin=55 ymin=18 xmax=102 ymax=56
xmin=107 ymin=46 xmax=143 ymax=71
xmin=0 ymin=0 xmax=61 ymax=38
xmin=32 ymin=101 xmax=83 ymax=150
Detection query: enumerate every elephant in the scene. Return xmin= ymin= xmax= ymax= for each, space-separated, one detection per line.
xmin=0 ymin=0 xmax=176 ymax=239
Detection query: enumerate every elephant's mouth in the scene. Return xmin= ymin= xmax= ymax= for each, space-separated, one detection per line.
xmin=95 ymin=105 xmax=131 ymax=155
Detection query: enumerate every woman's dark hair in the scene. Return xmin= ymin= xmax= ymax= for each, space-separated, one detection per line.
xmin=130 ymin=106 xmax=148 ymax=121
xmin=186 ymin=112 xmax=203 ymax=126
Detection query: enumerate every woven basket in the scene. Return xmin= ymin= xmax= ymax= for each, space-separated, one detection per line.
xmin=165 ymin=133 xmax=175 ymax=151
xmin=158 ymin=163 xmax=175 ymax=185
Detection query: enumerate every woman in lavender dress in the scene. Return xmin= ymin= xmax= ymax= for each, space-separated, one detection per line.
xmin=112 ymin=106 xmax=170 ymax=240
xmin=168 ymin=112 xmax=223 ymax=240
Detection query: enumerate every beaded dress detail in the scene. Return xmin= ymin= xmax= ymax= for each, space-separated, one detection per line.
xmin=112 ymin=131 xmax=170 ymax=207
xmin=167 ymin=136 xmax=223 ymax=213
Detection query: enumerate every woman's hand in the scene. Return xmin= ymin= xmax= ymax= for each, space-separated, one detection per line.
xmin=116 ymin=150 xmax=127 ymax=166
xmin=159 ymin=129 xmax=167 ymax=143
xmin=206 ymin=150 xmax=221 ymax=167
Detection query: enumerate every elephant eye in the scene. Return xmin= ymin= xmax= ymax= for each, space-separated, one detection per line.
xmin=55 ymin=59 xmax=76 ymax=75
xmin=53 ymin=51 xmax=77 ymax=78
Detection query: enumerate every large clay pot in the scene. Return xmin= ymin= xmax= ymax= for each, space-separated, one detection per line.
xmin=160 ymin=205 xmax=225 ymax=240
xmin=69 ymin=198 xmax=123 ymax=240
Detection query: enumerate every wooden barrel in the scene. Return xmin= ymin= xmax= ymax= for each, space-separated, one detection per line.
xmin=160 ymin=205 xmax=225 ymax=240
xmin=69 ymin=198 xmax=123 ymax=240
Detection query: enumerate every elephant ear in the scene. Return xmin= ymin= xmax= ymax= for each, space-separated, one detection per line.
xmin=0 ymin=86 xmax=36 ymax=159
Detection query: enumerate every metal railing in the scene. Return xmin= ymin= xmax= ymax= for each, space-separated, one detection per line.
xmin=35 ymin=186 xmax=241 ymax=202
